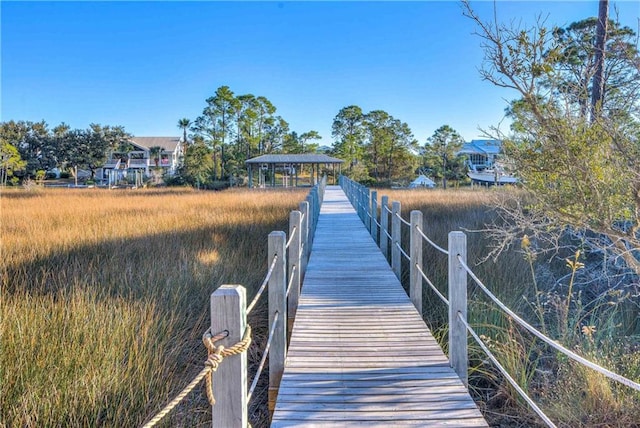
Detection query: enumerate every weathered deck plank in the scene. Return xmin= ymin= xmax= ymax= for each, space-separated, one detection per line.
xmin=271 ymin=186 xmax=487 ymax=427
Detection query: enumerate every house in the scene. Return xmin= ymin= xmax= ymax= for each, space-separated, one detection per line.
xmin=457 ymin=139 xmax=502 ymax=172
xmin=457 ymin=139 xmax=518 ymax=185
xmin=99 ymin=137 xmax=183 ymax=183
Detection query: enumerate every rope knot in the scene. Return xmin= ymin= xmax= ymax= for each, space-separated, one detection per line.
xmin=201 ymin=326 xmax=252 ymax=406
xmin=205 ymin=347 xmax=224 ymax=370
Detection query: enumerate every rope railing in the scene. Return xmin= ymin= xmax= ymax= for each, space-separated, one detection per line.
xmin=395 ymin=211 xmax=411 ymax=227
xmin=457 ymin=254 xmax=640 ymax=393
xmin=286 ymin=265 xmax=297 ymax=297
xmin=285 ymin=225 xmax=297 ymax=249
xmin=416 ymin=225 xmax=449 ymax=255
xmin=246 ymin=254 xmax=278 ymax=315
xmin=457 ymin=312 xmax=557 ymax=428
xmin=396 ymin=241 xmax=410 ymax=261
xmin=247 ymin=311 xmax=279 ymax=402
xmin=416 ymin=263 xmax=448 ymax=306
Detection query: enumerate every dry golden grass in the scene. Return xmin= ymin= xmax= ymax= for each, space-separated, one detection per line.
xmin=1 ymin=186 xmax=306 ymax=427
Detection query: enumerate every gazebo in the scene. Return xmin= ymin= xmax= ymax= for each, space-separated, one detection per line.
xmin=245 ymin=154 xmax=343 ymax=188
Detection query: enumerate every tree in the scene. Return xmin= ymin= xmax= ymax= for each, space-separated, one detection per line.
xmin=178 ymin=136 xmax=213 ymax=189
xmin=423 ymin=125 xmax=465 ymax=188
xmin=0 ymin=139 xmax=25 ymax=185
xmin=591 ymin=0 xmax=609 ymax=118
xmin=363 ymin=110 xmax=392 ymax=180
xmin=332 ymin=105 xmax=366 ymax=172
xmin=463 ymin=1 xmax=640 ymax=275
xmin=177 ymin=118 xmax=191 ymax=151
xmin=299 ymin=130 xmax=321 ymax=153
xmin=383 ymin=118 xmax=418 ymax=182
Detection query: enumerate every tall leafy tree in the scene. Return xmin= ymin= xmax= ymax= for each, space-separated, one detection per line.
xmin=0 ymin=139 xmax=25 ymax=185
xmin=178 ymin=136 xmax=213 ymax=189
xmin=363 ymin=110 xmax=391 ymax=180
xmin=332 ymin=105 xmax=366 ymax=171
xmin=299 ymin=130 xmax=321 ymax=153
xmin=255 ymin=96 xmax=276 ymax=154
xmin=423 ymin=125 xmax=465 ymax=189
xmin=464 ymin=1 xmax=640 ymax=274
xmin=383 ymin=118 xmax=418 ymax=182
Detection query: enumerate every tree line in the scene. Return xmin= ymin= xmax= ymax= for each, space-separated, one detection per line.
xmin=0 ymin=121 xmax=131 ymax=185
xmin=177 ymin=86 xmax=322 ymax=187
xmin=331 ymin=105 xmax=467 ymax=187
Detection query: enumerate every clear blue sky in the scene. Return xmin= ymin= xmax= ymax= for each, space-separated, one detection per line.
xmin=2 ymin=1 xmax=639 ymax=147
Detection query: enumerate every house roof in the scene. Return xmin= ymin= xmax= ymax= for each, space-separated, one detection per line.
xmin=457 ymin=139 xmax=502 ymax=156
xmin=245 ymin=154 xmax=344 ymax=164
xmin=131 ymin=137 xmax=181 ymax=152
xmin=410 ymin=175 xmax=435 ymax=186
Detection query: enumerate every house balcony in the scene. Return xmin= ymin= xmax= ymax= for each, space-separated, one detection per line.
xmin=128 ymin=158 xmax=150 ymax=168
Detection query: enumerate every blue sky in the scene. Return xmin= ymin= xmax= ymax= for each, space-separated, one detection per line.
xmin=2 ymin=1 xmax=639 ymax=147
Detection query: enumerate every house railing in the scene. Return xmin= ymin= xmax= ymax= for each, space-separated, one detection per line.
xmin=339 ymin=175 xmax=640 ymax=428
xmin=141 ymin=176 xmax=327 ymax=428
xmin=128 ymin=158 xmax=149 ymax=167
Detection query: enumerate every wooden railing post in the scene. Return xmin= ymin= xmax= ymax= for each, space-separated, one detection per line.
xmin=410 ymin=210 xmax=423 ymax=315
xmin=210 ymin=285 xmax=248 ymax=428
xmin=371 ymin=190 xmax=378 ymax=244
xmin=448 ymin=231 xmax=468 ymax=387
xmin=288 ymin=211 xmax=302 ymax=335
xmin=298 ymin=201 xmax=309 ymax=277
xmin=380 ymin=196 xmax=389 ymax=260
xmin=268 ymin=231 xmax=287 ymax=415
xmin=364 ymin=189 xmax=371 ymax=232
xmin=391 ymin=201 xmax=402 ymax=280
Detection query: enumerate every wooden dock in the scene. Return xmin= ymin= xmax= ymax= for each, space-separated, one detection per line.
xmin=271 ymin=186 xmax=487 ymax=427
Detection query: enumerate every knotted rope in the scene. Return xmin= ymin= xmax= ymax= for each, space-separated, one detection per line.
xmin=202 ymin=325 xmax=252 ymax=405
xmin=141 ymin=325 xmax=252 ymax=428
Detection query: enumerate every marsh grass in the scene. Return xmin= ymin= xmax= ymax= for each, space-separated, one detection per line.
xmin=1 ymin=186 xmax=306 ymax=427
xmin=386 ymin=187 xmax=640 ymax=427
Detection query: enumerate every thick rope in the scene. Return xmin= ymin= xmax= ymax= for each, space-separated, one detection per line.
xmin=394 ymin=211 xmax=411 ymax=227
xmin=247 ymin=255 xmax=278 ymax=315
xmin=416 ymin=225 xmax=449 ymax=255
xmin=141 ymin=326 xmax=252 ymax=428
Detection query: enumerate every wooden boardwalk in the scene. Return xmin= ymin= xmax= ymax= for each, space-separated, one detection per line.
xmin=271 ymin=186 xmax=487 ymax=427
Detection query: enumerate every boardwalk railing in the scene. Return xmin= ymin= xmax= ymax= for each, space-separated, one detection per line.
xmin=340 ymin=175 xmax=640 ymax=428
xmin=142 ymin=176 xmax=327 ymax=428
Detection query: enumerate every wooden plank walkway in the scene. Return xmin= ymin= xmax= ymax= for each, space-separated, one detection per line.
xmin=271 ymin=186 xmax=487 ymax=427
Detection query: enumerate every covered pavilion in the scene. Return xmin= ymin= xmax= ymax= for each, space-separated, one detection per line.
xmin=245 ymin=154 xmax=343 ymax=188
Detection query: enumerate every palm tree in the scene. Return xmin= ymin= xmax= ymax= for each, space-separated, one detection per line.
xmin=149 ymin=146 xmax=163 ymax=167
xmin=177 ymin=118 xmax=191 ymax=152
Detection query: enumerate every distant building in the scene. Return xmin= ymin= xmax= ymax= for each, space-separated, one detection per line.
xmin=457 ymin=139 xmax=518 ymax=185
xmin=457 ymin=139 xmax=502 ymax=172
xmin=98 ymin=137 xmax=183 ymax=182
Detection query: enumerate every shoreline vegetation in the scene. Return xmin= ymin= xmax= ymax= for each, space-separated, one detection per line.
xmin=1 ymin=186 xmax=305 ymax=427
xmin=2 ymin=185 xmax=639 ymax=427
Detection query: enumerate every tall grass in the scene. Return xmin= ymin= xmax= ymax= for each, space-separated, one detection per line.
xmin=385 ymin=187 xmax=640 ymax=427
xmin=0 ymin=186 xmax=306 ymax=427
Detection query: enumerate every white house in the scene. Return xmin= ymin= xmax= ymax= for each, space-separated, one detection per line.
xmin=457 ymin=139 xmax=502 ymax=172
xmin=457 ymin=139 xmax=518 ymax=185
xmin=99 ymin=137 xmax=183 ymax=182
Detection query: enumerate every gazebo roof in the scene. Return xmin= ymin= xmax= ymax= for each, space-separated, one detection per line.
xmin=245 ymin=154 xmax=344 ymax=164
